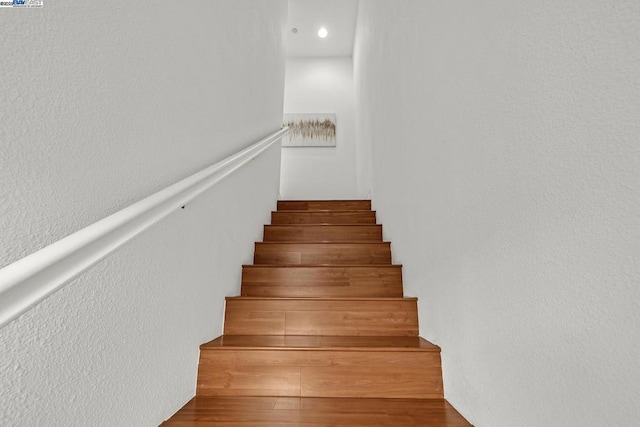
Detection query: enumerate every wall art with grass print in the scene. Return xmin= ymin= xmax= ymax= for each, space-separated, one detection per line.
xmin=282 ymin=113 xmax=337 ymax=147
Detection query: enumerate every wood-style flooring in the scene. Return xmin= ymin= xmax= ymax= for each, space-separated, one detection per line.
xmin=162 ymin=200 xmax=472 ymax=426
xmin=162 ymin=396 xmax=471 ymax=426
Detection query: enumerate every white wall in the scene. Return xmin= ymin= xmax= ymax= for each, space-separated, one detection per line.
xmin=0 ymin=1 xmax=287 ymax=425
xmin=355 ymin=1 xmax=640 ymax=426
xmin=281 ymin=58 xmax=359 ymax=199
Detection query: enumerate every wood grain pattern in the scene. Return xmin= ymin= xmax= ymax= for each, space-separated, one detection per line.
xmin=197 ymin=348 xmax=443 ymax=398
xmin=241 ymin=265 xmax=403 ymax=298
xmin=301 ymin=363 xmax=442 ymax=398
xmin=277 ymin=200 xmax=372 ymax=211
xmin=254 ymin=242 xmax=392 ymax=265
xmin=263 ymin=224 xmax=383 ymax=242
xmin=271 ymin=211 xmax=377 ymax=225
xmin=202 ymin=335 xmax=440 ymax=352
xmin=162 ymin=199 xmax=474 ymax=426
xmin=163 ymin=397 xmax=472 ymax=426
xmin=224 ymin=297 xmax=418 ymax=336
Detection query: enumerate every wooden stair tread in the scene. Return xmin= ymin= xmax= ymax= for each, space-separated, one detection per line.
xmin=225 ymin=296 xmax=417 ymax=301
xmin=271 ymin=211 xmax=377 ymax=225
xmin=162 ymin=397 xmax=472 ymax=426
xmin=254 ymin=242 xmax=392 ymax=265
xmin=247 ymin=263 xmax=395 ymax=267
xmin=264 ymin=224 xmax=381 ymax=227
xmin=277 ymin=200 xmax=372 ymax=211
xmin=272 ymin=210 xmax=376 ymax=213
xmin=201 ymin=335 xmax=440 ymax=351
xmin=275 ymin=225 xmax=378 ymax=227
xmin=256 ymin=241 xmax=391 ymax=245
xmin=264 ymin=225 xmax=383 ymax=242
xmin=242 ymin=264 xmax=402 ymax=268
xmin=274 ymin=210 xmax=373 ymax=213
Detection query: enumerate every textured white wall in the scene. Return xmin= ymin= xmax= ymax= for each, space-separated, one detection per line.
xmin=0 ymin=1 xmax=287 ymax=425
xmin=281 ymin=58 xmax=358 ymax=199
xmin=355 ymin=1 xmax=640 ymax=426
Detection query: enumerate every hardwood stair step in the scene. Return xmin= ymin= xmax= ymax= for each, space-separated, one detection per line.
xmin=202 ymin=335 xmax=439 ymax=351
xmin=254 ymin=242 xmax=392 ymax=265
xmin=223 ymin=297 xmax=418 ymax=336
xmin=277 ymin=200 xmax=372 ymax=211
xmin=196 ymin=335 xmax=443 ymax=398
xmin=271 ymin=210 xmax=377 ymax=224
xmin=263 ymin=224 xmax=383 ymax=242
xmin=162 ymin=396 xmax=473 ymax=426
xmin=162 ymin=198 xmax=473 ymax=425
xmin=241 ymin=265 xmax=403 ymax=298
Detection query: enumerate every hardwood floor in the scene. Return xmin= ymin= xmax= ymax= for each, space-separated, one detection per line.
xmin=277 ymin=200 xmax=372 ymax=211
xmin=196 ymin=334 xmax=443 ymax=399
xmin=162 ymin=200 xmax=472 ymax=426
xmin=263 ymin=224 xmax=383 ymax=242
xmin=271 ymin=210 xmax=377 ymax=224
xmin=201 ymin=335 xmax=440 ymax=350
xmin=162 ymin=397 xmax=471 ymax=426
xmin=223 ymin=297 xmax=419 ymax=336
xmin=254 ymin=242 xmax=392 ymax=265
xmin=240 ymin=265 xmax=404 ymax=298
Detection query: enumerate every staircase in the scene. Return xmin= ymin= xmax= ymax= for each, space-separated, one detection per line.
xmin=163 ymin=200 xmax=472 ymax=426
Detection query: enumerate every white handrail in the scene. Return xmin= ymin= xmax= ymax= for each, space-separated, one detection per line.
xmin=0 ymin=127 xmax=289 ymax=328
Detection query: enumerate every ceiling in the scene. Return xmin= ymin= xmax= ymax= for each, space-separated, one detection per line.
xmin=286 ymin=0 xmax=359 ymax=58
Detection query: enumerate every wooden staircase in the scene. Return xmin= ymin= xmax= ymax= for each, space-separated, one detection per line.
xmin=163 ymin=200 xmax=472 ymax=426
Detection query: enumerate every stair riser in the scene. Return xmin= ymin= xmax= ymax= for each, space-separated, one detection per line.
xmin=241 ymin=266 xmax=403 ymax=298
xmin=224 ymin=299 xmax=418 ymax=336
xmin=197 ymin=350 xmax=443 ymax=399
xmin=263 ymin=225 xmax=383 ymax=242
xmin=271 ymin=211 xmax=376 ymax=225
xmin=277 ymin=200 xmax=372 ymax=211
xmin=254 ymin=243 xmax=392 ymax=265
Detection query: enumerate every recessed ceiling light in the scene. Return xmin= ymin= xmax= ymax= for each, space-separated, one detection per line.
xmin=318 ymin=27 xmax=328 ymax=38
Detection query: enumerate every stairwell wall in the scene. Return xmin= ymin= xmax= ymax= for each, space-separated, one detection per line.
xmin=0 ymin=1 xmax=287 ymax=425
xmin=280 ymin=58 xmax=359 ymax=199
xmin=354 ymin=1 xmax=640 ymax=426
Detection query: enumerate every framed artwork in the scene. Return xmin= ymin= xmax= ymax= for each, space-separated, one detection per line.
xmin=282 ymin=113 xmax=337 ymax=147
